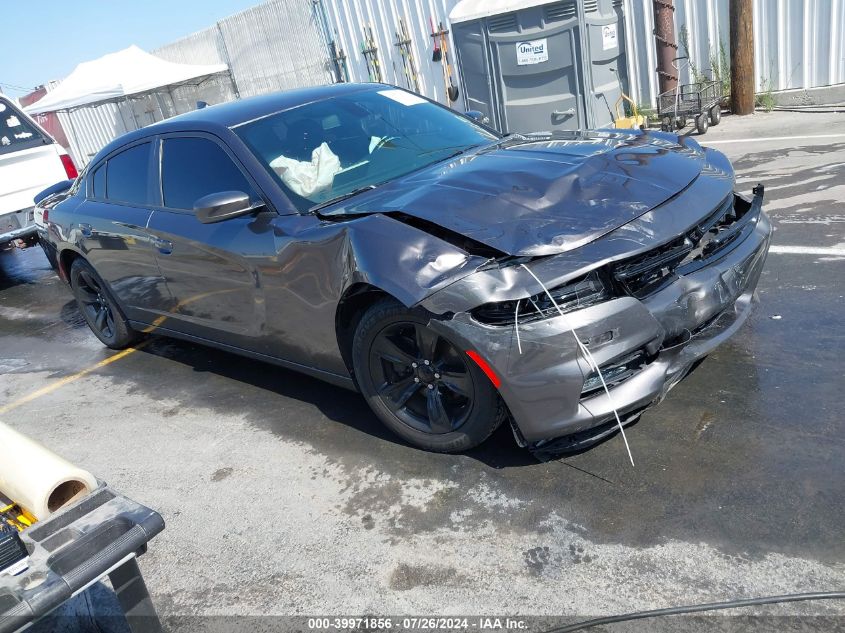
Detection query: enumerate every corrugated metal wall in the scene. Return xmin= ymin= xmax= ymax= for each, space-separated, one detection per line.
xmin=56 ymin=0 xmax=845 ymax=165
xmin=154 ymin=0 xmax=331 ymax=96
xmin=60 ymin=0 xmax=331 ymax=166
xmin=318 ymin=0 xmax=461 ymax=105
xmin=626 ymin=0 xmax=845 ymax=106
xmin=56 ymin=80 xmax=234 ymax=166
xmin=56 ymin=104 xmax=126 ymax=166
xmin=320 ymin=0 xmax=845 ymax=108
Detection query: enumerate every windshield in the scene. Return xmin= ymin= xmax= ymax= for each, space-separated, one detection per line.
xmin=0 ymin=98 xmax=49 ymax=155
xmin=234 ymin=88 xmax=498 ymax=212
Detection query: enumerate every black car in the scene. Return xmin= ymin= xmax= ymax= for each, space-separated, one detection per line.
xmin=43 ymin=83 xmax=771 ymax=454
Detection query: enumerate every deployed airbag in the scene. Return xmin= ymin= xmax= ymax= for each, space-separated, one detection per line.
xmin=270 ymin=142 xmax=341 ymax=198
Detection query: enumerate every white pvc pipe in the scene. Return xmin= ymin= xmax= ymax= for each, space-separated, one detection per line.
xmin=0 ymin=422 xmax=98 ymax=521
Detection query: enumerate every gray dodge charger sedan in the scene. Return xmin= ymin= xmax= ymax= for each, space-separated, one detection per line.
xmin=42 ymin=83 xmax=771 ymax=454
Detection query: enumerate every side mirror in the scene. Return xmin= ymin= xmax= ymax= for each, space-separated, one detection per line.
xmin=194 ymin=191 xmax=262 ymax=224
xmin=465 ymin=110 xmax=490 ymax=125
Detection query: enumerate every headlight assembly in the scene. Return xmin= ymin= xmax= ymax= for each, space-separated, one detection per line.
xmin=471 ymin=270 xmax=611 ymax=326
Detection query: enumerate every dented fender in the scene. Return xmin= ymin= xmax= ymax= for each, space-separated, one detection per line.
xmin=252 ymin=212 xmax=490 ymax=378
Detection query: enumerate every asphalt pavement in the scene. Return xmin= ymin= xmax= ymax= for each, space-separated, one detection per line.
xmin=1 ymin=109 xmax=843 ymax=631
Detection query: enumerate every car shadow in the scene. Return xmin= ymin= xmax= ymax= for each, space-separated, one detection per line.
xmin=0 ymin=247 xmax=57 ymax=290
xmin=36 ymin=300 xmax=638 ymax=476
xmin=60 ymin=299 xmax=88 ymax=328
xmin=135 ymin=334 xmax=543 ymax=469
xmin=0 ymin=251 xmax=36 ymax=290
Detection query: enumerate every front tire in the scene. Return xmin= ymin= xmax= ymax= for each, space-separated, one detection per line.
xmin=69 ymin=258 xmax=139 ymax=349
xmin=352 ymin=299 xmax=505 ymax=452
xmin=696 ymin=113 xmax=709 ymax=135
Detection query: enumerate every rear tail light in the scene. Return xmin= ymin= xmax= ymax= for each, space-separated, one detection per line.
xmin=59 ymin=153 xmax=78 ymax=179
xmin=41 ymin=207 xmax=49 ymax=224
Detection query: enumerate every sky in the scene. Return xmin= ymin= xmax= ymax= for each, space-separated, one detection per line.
xmin=0 ymin=0 xmax=264 ymax=96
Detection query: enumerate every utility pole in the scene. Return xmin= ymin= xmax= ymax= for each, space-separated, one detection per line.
xmin=653 ymin=0 xmax=678 ymax=94
xmin=729 ymin=0 xmax=754 ymax=114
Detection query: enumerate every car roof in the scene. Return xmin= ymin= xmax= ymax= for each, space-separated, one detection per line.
xmin=93 ymin=82 xmax=382 ymax=161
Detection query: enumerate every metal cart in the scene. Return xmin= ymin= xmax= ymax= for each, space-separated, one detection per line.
xmin=658 ymin=79 xmax=722 ymax=135
xmin=1 ymin=485 xmax=164 ymax=633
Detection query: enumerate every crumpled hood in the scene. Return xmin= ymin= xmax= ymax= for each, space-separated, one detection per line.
xmin=336 ymin=130 xmax=708 ymax=256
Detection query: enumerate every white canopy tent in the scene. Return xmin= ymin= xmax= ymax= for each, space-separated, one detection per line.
xmin=24 ymin=45 xmax=229 ymax=115
xmin=449 ymin=0 xmax=557 ymax=24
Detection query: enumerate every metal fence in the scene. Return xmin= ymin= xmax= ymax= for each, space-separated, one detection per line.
xmin=56 ymin=0 xmax=845 ymax=165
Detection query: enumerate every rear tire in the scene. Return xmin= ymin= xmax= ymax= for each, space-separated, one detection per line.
xmin=352 ymin=298 xmax=505 ymax=452
xmin=69 ymin=258 xmax=139 ymax=349
xmin=696 ymin=113 xmax=709 ymax=135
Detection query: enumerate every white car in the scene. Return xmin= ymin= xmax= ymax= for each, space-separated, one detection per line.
xmin=0 ymin=94 xmax=78 ymax=250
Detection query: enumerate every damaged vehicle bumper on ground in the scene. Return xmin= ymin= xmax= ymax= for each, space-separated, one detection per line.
xmin=422 ymin=183 xmax=771 ymax=454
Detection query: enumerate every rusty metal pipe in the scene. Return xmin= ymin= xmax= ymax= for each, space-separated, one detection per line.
xmin=653 ymin=0 xmax=678 ymax=94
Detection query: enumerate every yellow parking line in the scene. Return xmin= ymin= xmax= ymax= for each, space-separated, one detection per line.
xmin=0 ymin=287 xmax=238 ymax=415
xmin=0 ymin=341 xmax=148 ymax=415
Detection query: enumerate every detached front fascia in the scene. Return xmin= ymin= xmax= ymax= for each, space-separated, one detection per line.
xmin=419 ymin=152 xmax=772 ymax=444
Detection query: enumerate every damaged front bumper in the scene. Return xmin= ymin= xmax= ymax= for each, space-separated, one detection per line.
xmin=425 ymin=186 xmax=772 ymax=448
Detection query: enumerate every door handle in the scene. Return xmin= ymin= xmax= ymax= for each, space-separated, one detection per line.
xmin=552 ymin=107 xmax=576 ymax=117
xmin=79 ymin=223 xmax=93 ymax=237
xmin=152 ymin=238 xmax=173 ymax=255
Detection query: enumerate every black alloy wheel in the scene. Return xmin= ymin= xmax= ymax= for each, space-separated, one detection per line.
xmin=369 ymin=320 xmax=473 ymax=434
xmin=353 ymin=299 xmax=505 ymax=452
xmin=69 ymin=258 xmax=139 ymax=349
xmin=76 ymin=269 xmax=116 ymax=339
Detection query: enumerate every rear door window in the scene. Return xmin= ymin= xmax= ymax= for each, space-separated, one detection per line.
xmin=161 ymin=137 xmax=256 ymax=211
xmin=0 ymin=98 xmax=49 ymax=154
xmin=106 ymin=143 xmax=152 ymax=205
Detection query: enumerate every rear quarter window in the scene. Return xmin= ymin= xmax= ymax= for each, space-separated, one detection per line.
xmin=0 ymin=98 xmax=49 ymax=154
xmin=105 ymin=143 xmax=152 ymax=206
xmin=90 ymin=163 xmax=107 ymax=198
